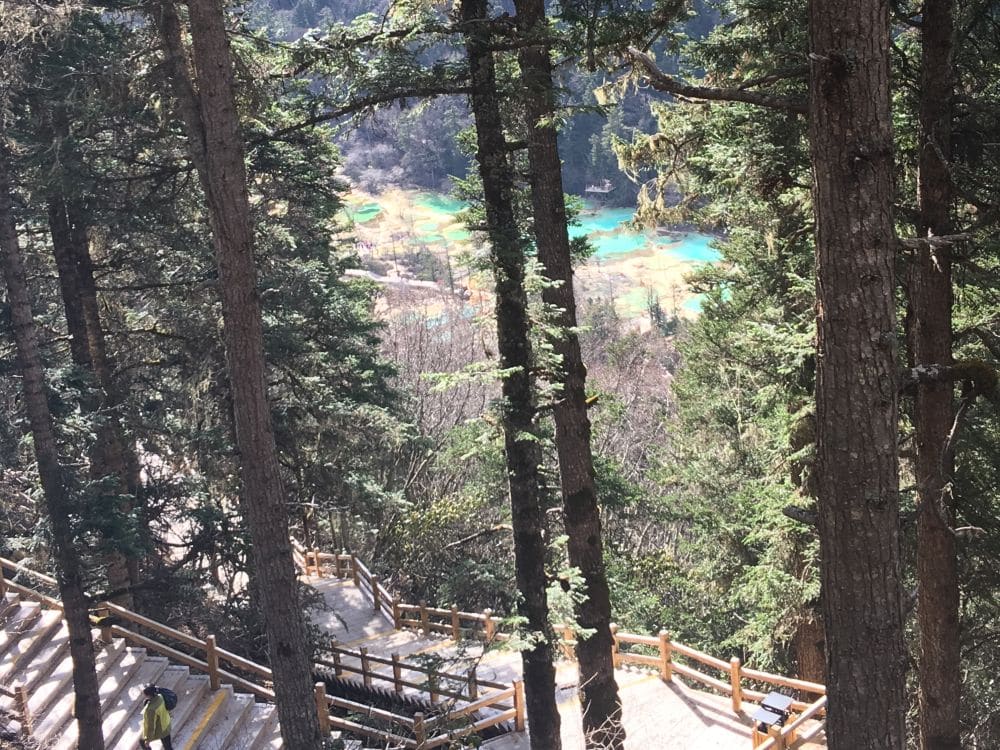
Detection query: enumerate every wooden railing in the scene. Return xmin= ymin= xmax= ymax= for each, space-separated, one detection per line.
xmin=291 ymin=539 xmax=499 ymax=641
xmin=0 ymin=682 xmax=32 ymax=738
xmin=0 ymin=556 xmax=522 ymax=749
xmin=294 ymin=542 xmax=829 ymax=744
xmin=318 ymin=643 xmax=511 ymax=704
xmin=606 ymin=624 xmax=826 ymax=714
xmin=755 ymin=695 xmax=829 ymax=750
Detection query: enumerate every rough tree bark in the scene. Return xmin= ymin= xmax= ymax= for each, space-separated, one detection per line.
xmin=808 ymin=1 xmax=906 ymax=748
xmin=152 ymin=2 xmax=323 ymax=746
xmin=461 ymin=1 xmax=562 ymax=746
xmin=41 ymin=100 xmax=139 ymax=603
xmin=47 ymin=194 xmax=137 ymax=606
xmin=0 ymin=147 xmax=106 ymax=750
xmin=910 ymin=1 xmax=960 ymax=747
xmin=512 ymin=1 xmax=623 ymax=746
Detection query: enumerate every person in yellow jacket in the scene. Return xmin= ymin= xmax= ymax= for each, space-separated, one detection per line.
xmin=139 ymin=685 xmax=173 ymax=750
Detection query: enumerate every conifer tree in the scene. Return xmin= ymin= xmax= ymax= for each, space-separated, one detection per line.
xmin=0 ymin=144 xmax=106 ymax=750
xmin=460 ymin=0 xmax=562 ymax=744
xmin=151 ymin=2 xmax=323 ymax=745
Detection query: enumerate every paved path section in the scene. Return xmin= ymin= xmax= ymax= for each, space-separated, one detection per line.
xmin=305 ymin=572 xmax=826 ymax=750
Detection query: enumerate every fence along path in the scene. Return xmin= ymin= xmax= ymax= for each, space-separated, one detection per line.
xmin=293 ymin=541 xmax=828 ymax=749
xmin=0 ymin=555 xmax=517 ymax=750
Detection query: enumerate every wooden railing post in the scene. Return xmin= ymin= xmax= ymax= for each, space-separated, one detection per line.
xmin=0 ymin=563 xmax=6 ymax=596
xmin=392 ymin=653 xmax=403 ymax=693
xmin=609 ymin=623 xmax=621 ymax=667
xmin=331 ymin=643 xmax=343 ymax=677
xmin=659 ymin=630 xmax=672 ymax=682
xmin=312 ymin=547 xmax=322 ymax=578
xmin=333 ymin=554 xmax=343 ymax=579
xmin=466 ymin=666 xmax=478 ymax=700
xmin=314 ymin=682 xmax=330 ymax=734
xmin=15 ymin=684 xmax=31 ymax=737
xmin=350 ymin=554 xmax=359 ymax=586
xmin=205 ymin=634 xmax=220 ymax=690
xmin=483 ymin=608 xmax=495 ymax=641
xmin=559 ymin=624 xmax=574 ymax=659
xmin=428 ymin=668 xmax=438 ymax=703
xmin=371 ymin=575 xmax=381 ymax=613
xmin=392 ymin=596 xmax=401 ymax=628
xmin=419 ymin=600 xmax=430 ymax=635
xmin=513 ymin=679 xmax=526 ymax=731
xmin=97 ymin=606 xmax=113 ymax=643
xmin=450 ymin=604 xmax=460 ymax=640
xmin=414 ymin=712 xmax=426 ymax=749
xmin=730 ymin=656 xmax=743 ymax=713
xmin=360 ymin=646 xmax=372 ymax=688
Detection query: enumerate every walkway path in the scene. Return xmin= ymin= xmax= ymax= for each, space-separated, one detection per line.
xmin=305 ymin=572 xmax=826 ymax=750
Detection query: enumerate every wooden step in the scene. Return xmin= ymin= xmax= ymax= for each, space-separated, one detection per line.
xmin=173 ymin=684 xmax=233 ymax=750
xmin=245 ymin=702 xmax=278 ymax=750
xmin=26 ymin=635 xmax=126 ymax=722
xmin=110 ymin=669 xmax=208 ymax=750
xmin=0 ymin=600 xmax=42 ymax=656
xmin=32 ymin=644 xmax=144 ymax=746
xmin=55 ymin=654 xmax=171 ymax=750
xmin=194 ymin=690 xmax=254 ymax=749
xmin=0 ymin=607 xmax=63 ymax=684
xmin=0 ymin=621 xmax=68 ymax=714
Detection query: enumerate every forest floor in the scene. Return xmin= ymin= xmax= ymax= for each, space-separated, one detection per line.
xmin=307 ymin=574 xmax=825 ymax=749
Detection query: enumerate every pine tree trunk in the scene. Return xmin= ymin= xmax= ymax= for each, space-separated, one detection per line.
xmin=47 ymin=195 xmax=136 ymax=606
xmin=808 ymin=1 xmax=906 ymax=748
xmin=0 ymin=148 xmax=106 ymax=750
xmin=154 ymin=2 xmax=323 ymax=746
xmin=911 ymin=2 xmax=960 ymax=747
xmin=461 ymin=1 xmax=561 ymax=746
xmin=512 ymin=2 xmax=623 ymax=746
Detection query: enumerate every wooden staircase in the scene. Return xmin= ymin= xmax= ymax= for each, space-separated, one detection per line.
xmin=0 ymin=593 xmax=282 ymax=749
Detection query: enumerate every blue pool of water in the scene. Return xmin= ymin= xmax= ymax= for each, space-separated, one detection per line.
xmin=415 ymin=193 xmax=468 ymax=214
xmin=350 ymin=193 xmax=720 ymax=265
xmin=569 ymin=208 xmax=638 ymax=236
xmin=657 ymin=233 xmax=721 ymax=263
xmin=570 ymin=209 xmax=720 ymax=262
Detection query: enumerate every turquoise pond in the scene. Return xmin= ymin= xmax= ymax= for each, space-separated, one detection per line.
xmin=414 ymin=193 xmax=468 ymax=214
xmin=349 ymin=193 xmax=721 ymax=265
xmin=346 ymin=203 xmax=382 ymax=223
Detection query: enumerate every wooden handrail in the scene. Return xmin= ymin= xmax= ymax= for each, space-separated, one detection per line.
xmin=290 ymin=544 xmax=829 ymax=744
xmin=741 ymin=666 xmax=826 ymax=696
xmin=5 ymin=552 xmax=523 ymax=749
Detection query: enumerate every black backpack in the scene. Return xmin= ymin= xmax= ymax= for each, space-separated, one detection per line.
xmin=157 ymin=687 xmax=178 ymax=711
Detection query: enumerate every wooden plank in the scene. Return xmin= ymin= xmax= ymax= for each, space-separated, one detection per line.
xmin=423 ymin=709 xmax=518 ymax=750
xmin=326 ymin=694 xmax=414 ymax=726
xmin=102 ymin=602 xmax=205 ymax=650
xmin=215 ymin=645 xmax=273 ymax=679
xmin=110 ymin=626 xmax=208 ymax=674
xmin=616 ymin=632 xmax=660 ymax=647
xmin=620 ymin=652 xmax=661 ymax=668
xmin=0 ymin=558 xmax=57 ymax=586
xmin=741 ymin=667 xmax=826 ymax=695
xmin=328 ymin=716 xmax=416 ymax=748
xmin=5 ymin=581 xmax=62 ymax=610
xmin=444 ymin=688 xmax=515 ymax=718
xmin=671 ymin=661 xmax=733 ymax=694
xmin=670 ymin=641 xmax=730 ymax=672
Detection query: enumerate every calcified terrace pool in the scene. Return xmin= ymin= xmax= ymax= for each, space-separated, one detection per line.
xmin=345 ymin=192 xmax=719 ymax=264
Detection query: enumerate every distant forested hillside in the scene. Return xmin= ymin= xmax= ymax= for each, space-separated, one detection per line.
xmin=248 ymin=0 xmax=717 ymax=198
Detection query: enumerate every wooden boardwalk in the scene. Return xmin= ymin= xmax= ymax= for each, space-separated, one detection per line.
xmin=305 ymin=573 xmax=826 ymax=750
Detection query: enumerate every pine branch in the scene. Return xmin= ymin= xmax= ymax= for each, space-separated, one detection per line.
xmin=626 ymin=47 xmax=808 ymax=115
xmin=258 ymin=84 xmax=473 ymax=143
